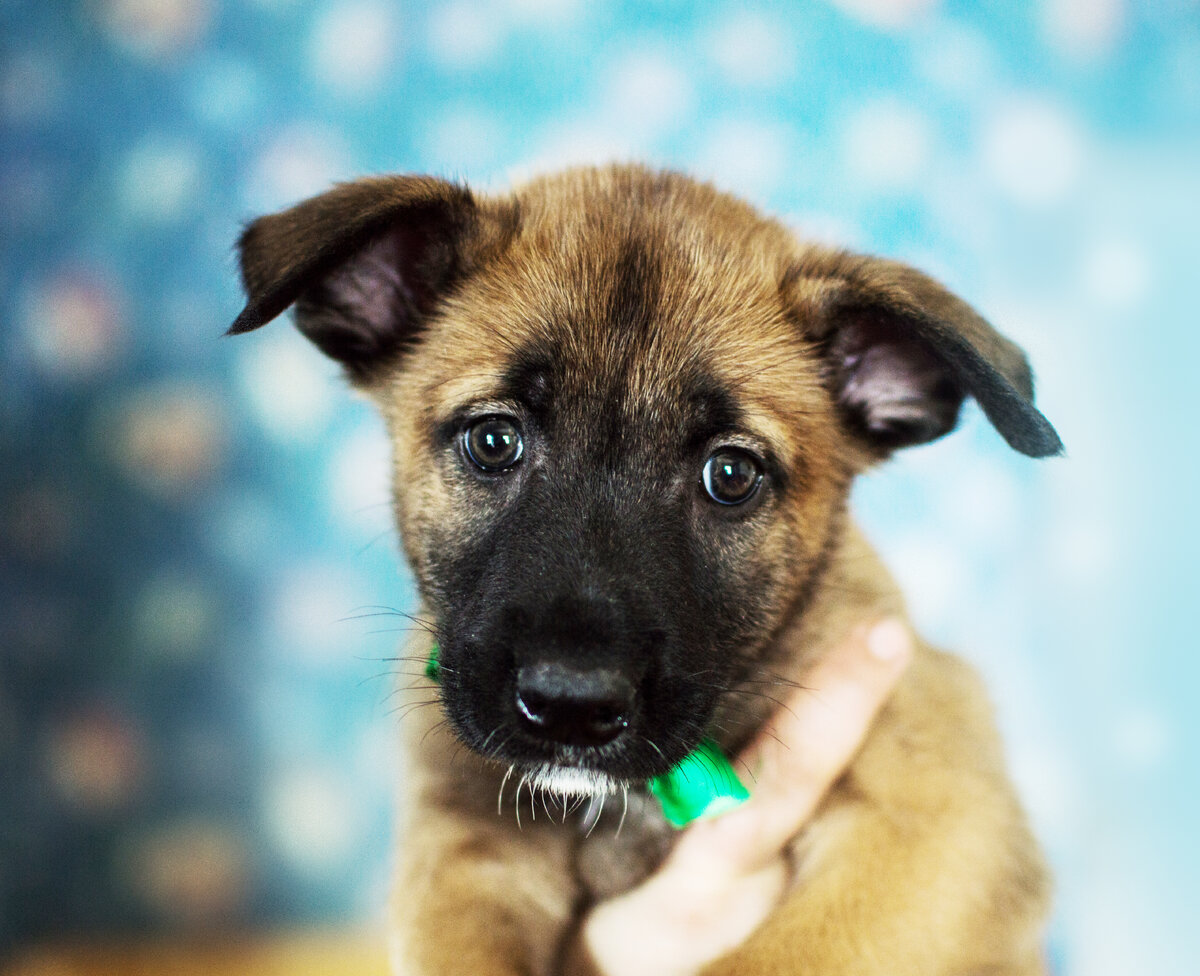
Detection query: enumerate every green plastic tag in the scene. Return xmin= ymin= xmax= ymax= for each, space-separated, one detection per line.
xmin=647 ymin=736 xmax=749 ymax=828
xmin=424 ymin=646 xmax=748 ymax=828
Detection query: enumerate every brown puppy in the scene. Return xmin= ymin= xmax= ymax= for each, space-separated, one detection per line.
xmin=231 ymin=165 xmax=1057 ymax=976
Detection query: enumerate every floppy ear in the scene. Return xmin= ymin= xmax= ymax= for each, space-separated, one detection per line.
xmin=783 ymin=251 xmax=1063 ymax=459
xmin=229 ymin=175 xmax=484 ymax=379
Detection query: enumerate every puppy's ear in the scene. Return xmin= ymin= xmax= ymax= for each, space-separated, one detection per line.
xmin=783 ymin=251 xmax=1062 ymax=458
xmin=229 ymin=175 xmax=488 ymax=379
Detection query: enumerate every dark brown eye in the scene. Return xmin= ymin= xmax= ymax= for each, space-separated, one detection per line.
xmin=701 ymin=449 xmax=762 ymax=505
xmin=464 ymin=417 xmax=523 ymax=472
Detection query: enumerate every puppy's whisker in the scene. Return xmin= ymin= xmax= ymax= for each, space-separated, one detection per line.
xmin=358 ymin=670 xmax=404 ymax=689
xmin=742 ymin=692 xmax=800 ymax=717
xmin=342 ymin=606 xmax=440 ymax=636
xmin=722 ymin=687 xmax=800 ymax=720
xmin=359 ymin=652 xmax=427 ymax=662
xmin=355 ymin=527 xmax=395 ymax=557
xmin=482 ymin=731 xmax=514 ymax=763
xmin=734 ymin=754 xmax=758 ymax=784
xmin=399 ymin=700 xmax=442 ymax=718
xmin=478 ymin=727 xmax=501 ymax=756
xmin=514 ymin=772 xmax=533 ymax=829
xmin=498 ymin=765 xmax=515 ymax=817
xmin=344 ymin=605 xmax=436 ymax=623
xmin=362 ymin=665 xmax=441 ymax=682
xmin=616 ymin=784 xmax=629 ymax=838
xmin=583 ymin=796 xmax=604 ymax=837
xmin=642 ymin=736 xmax=670 ymax=771
xmin=739 ymin=670 xmax=809 ymax=689
xmin=390 ymin=698 xmax=441 ymax=722
xmin=445 ymin=738 xmax=470 ymax=774
xmin=377 ymin=684 xmax=411 ymax=705
xmin=358 ymin=654 xmax=441 ymax=675
xmin=397 ymin=672 xmax=442 ymax=685
xmin=416 ymin=717 xmax=453 ymax=748
xmin=396 ymin=675 xmax=446 ymax=694
xmin=757 ymin=723 xmax=787 ymax=752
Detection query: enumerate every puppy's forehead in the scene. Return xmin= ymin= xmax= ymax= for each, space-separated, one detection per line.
xmin=413 ymin=171 xmax=829 ymax=461
xmin=488 ymin=235 xmax=717 ymax=414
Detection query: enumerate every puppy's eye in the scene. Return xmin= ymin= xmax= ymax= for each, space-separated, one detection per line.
xmin=701 ymin=449 xmax=762 ymax=505
xmin=464 ymin=417 xmax=524 ymax=472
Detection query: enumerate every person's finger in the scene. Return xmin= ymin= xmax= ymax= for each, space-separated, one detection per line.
xmin=670 ymin=617 xmax=914 ymax=877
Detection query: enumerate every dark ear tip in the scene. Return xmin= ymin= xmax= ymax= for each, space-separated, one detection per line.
xmin=1010 ymin=417 xmax=1065 ymax=458
xmin=226 ymin=306 xmax=263 ymax=336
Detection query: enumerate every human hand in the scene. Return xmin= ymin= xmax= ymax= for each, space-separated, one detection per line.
xmin=580 ymin=617 xmax=915 ymax=976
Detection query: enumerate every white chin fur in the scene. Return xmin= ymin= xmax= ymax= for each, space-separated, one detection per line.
xmin=527 ymin=765 xmax=618 ymax=798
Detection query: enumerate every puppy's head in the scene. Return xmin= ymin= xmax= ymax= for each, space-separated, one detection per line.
xmin=232 ymin=166 xmax=1060 ymax=794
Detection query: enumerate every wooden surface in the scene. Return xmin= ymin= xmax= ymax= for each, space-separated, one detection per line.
xmin=3 ymin=929 xmax=391 ymax=976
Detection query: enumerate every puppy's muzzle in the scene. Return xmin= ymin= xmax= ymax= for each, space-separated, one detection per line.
xmin=515 ymin=663 xmax=634 ymax=747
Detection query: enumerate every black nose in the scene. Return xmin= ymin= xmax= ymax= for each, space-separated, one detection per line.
xmin=514 ymin=663 xmax=634 ymax=747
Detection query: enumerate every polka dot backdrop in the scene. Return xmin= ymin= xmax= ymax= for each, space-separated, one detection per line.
xmin=1 ymin=0 xmax=1197 ymax=971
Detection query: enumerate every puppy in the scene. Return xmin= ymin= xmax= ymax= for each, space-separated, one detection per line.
xmin=231 ymin=165 xmax=1058 ymax=975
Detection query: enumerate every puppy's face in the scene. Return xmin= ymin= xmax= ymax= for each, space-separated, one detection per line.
xmin=381 ymin=209 xmax=845 ymax=789
xmin=232 ymin=166 xmax=1060 ymax=793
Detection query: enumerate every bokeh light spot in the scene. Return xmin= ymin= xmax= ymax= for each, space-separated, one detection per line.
xmin=426 ymin=2 xmax=503 ymax=67
xmin=3 ymin=484 xmax=79 ymax=562
xmin=96 ymin=0 xmax=215 ymax=60
xmin=124 ymin=819 xmax=249 ymax=922
xmin=118 ymin=135 xmax=205 ymax=225
xmin=1042 ymin=0 xmax=1127 ymax=60
xmin=824 ymin=0 xmax=941 ymax=30
xmin=843 ymin=99 xmax=934 ymax=191
xmin=235 ymin=329 xmax=338 ymax=444
xmin=602 ymin=49 xmax=695 ymax=136
xmin=704 ymin=11 xmax=793 ymax=88
xmin=107 ymin=385 xmax=228 ymax=499
xmin=981 ymin=98 xmax=1086 ymax=207
xmin=310 ymin=1 xmax=399 ymax=97
xmin=0 ymin=51 xmax=64 ymax=124
xmin=1080 ymin=237 xmax=1151 ymax=308
xmin=264 ymin=767 xmax=365 ymax=876
xmin=269 ymin=563 xmax=369 ymax=665
xmin=134 ymin=574 xmax=217 ymax=661
xmin=695 ymin=118 xmax=790 ymax=199
xmin=327 ymin=422 xmax=393 ymax=537
xmin=242 ymin=124 xmax=352 ymax=212
xmin=21 ymin=269 xmax=125 ymax=380
xmin=45 ymin=708 xmax=144 ymax=814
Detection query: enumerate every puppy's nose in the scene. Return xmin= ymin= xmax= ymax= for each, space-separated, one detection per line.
xmin=514 ymin=663 xmax=634 ymax=747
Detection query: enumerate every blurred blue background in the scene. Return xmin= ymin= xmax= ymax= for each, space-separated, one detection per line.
xmin=1 ymin=0 xmax=1197 ymax=971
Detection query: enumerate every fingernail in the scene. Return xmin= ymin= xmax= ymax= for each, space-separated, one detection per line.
xmin=867 ymin=617 xmax=911 ymax=663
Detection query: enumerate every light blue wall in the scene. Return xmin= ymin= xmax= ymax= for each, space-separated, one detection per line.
xmin=2 ymin=1 xmax=1196 ymax=970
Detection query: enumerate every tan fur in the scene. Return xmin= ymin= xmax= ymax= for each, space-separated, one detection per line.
xmin=235 ymin=164 xmax=1052 ymax=975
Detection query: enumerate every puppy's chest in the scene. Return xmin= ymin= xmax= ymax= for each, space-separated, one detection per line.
xmin=572 ymin=792 xmax=677 ymax=900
